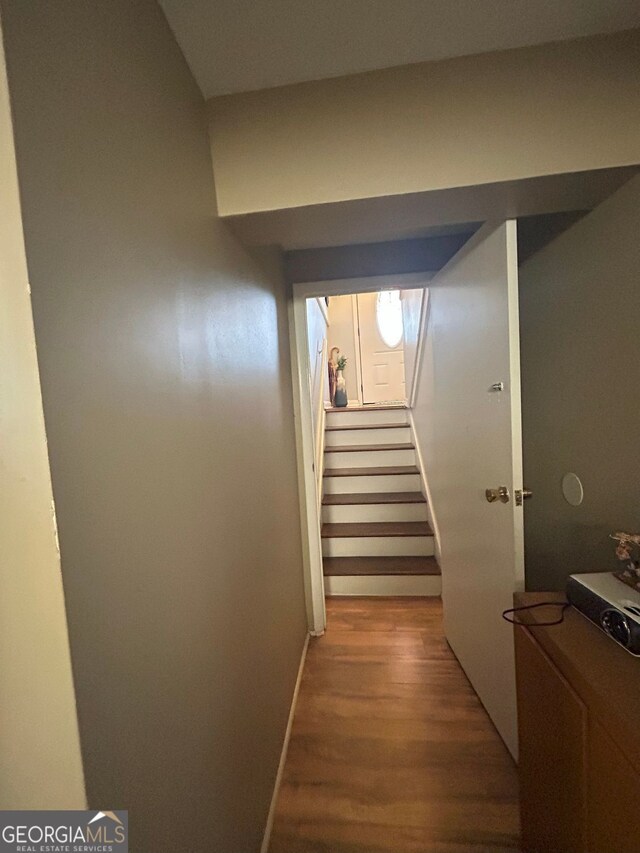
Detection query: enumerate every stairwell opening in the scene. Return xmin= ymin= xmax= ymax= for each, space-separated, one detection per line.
xmin=301 ymin=278 xmax=440 ymax=609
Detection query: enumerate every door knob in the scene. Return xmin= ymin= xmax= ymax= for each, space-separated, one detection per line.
xmin=486 ymin=486 xmax=510 ymax=503
xmin=515 ymin=488 xmax=533 ymax=506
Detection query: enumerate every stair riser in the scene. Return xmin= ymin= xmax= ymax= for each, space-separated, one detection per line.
xmin=322 ymin=503 xmax=427 ymax=524
xmin=324 ymin=574 xmax=442 ymax=596
xmin=325 ymin=409 xmax=408 ymax=427
xmin=322 ymin=536 xmax=434 ymax=558
xmin=325 ymin=448 xmax=415 ymax=468
xmin=323 ymin=473 xmax=421 ymax=494
xmin=324 ymin=427 xmax=410 ymax=447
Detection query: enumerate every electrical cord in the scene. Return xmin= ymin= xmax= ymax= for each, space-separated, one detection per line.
xmin=502 ymin=601 xmax=570 ymax=626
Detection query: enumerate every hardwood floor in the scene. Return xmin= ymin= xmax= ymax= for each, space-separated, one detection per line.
xmin=269 ymin=597 xmax=520 ymax=853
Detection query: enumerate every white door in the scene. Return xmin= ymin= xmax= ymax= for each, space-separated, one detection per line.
xmin=356 ymin=291 xmax=406 ymax=404
xmin=429 ymin=221 xmax=524 ymax=757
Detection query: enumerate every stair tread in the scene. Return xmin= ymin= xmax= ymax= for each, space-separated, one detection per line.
xmin=323 ymin=556 xmax=440 ymax=577
xmin=324 ymin=465 xmax=419 ymax=477
xmin=325 ymin=443 xmax=415 ymax=453
xmin=323 ymin=491 xmax=426 ymax=505
xmin=325 ymin=422 xmax=409 ymax=432
xmin=325 ymin=404 xmax=407 ymax=412
xmin=321 ymin=521 xmax=434 ymax=538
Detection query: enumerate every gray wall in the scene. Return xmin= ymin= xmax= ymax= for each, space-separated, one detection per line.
xmin=0 ymin=2 xmax=307 ymax=851
xmin=519 ymin=175 xmax=640 ymax=592
xmin=285 ymin=233 xmax=474 ymax=283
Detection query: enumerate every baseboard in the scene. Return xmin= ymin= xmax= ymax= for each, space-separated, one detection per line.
xmin=315 ymin=405 xmax=325 ymax=513
xmin=409 ymin=288 xmax=430 ymax=409
xmin=325 ymin=574 xmax=442 ymax=596
xmin=260 ymin=633 xmax=309 ymax=853
xmin=408 ymin=409 xmax=441 ymax=564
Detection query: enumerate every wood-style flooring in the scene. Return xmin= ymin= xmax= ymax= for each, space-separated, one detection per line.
xmin=269 ymin=597 xmax=520 ymax=853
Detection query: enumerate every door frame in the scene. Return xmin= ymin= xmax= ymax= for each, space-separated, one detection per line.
xmin=290 ymin=273 xmax=431 ymax=634
xmin=350 ymin=294 xmax=364 ymax=406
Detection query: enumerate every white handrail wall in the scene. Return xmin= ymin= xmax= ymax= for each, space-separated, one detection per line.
xmin=406 ymin=289 xmax=442 ymax=563
xmin=314 ymin=339 xmax=328 ymax=509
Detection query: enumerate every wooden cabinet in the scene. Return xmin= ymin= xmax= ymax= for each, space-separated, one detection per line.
xmin=514 ymin=593 xmax=640 ymax=853
xmin=587 ymin=721 xmax=640 ymax=853
xmin=516 ymin=627 xmax=587 ymax=853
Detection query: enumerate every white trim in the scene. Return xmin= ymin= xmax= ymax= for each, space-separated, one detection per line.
xmin=350 ymin=294 xmax=364 ymax=405
xmin=316 ymin=406 xmax=326 ymax=512
xmin=325 ymin=575 xmax=441 ymax=596
xmin=409 ymin=289 xmax=430 ymax=409
xmin=300 ymin=272 xmax=432 ymax=299
xmin=260 ymin=634 xmax=309 ymax=853
xmin=315 ymin=296 xmax=329 ymax=325
xmin=289 ymin=297 xmax=326 ymax=634
xmin=314 ymin=340 xmax=327 ymax=510
xmin=409 ymin=408 xmax=441 ymax=565
xmin=506 ymin=220 xmax=526 ymax=593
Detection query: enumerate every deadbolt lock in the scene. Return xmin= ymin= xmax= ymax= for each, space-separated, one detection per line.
xmin=486 ymin=486 xmax=510 ymax=504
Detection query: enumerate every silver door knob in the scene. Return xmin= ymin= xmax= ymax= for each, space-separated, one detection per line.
xmin=515 ymin=488 xmax=533 ymax=506
xmin=486 ymin=486 xmax=510 ymax=503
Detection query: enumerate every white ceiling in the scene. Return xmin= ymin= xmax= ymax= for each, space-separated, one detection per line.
xmin=159 ymin=0 xmax=640 ymax=98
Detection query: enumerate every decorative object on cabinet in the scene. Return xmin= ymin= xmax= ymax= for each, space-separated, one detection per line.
xmin=611 ymin=530 xmax=640 ymax=592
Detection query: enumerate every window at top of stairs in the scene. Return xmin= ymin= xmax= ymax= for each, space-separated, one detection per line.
xmin=376 ymin=291 xmax=403 ymax=349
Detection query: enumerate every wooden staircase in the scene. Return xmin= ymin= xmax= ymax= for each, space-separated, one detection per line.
xmin=321 ymin=405 xmax=441 ymax=596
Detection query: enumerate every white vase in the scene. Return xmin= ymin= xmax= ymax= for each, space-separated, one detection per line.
xmin=334 ymin=369 xmax=348 ymax=407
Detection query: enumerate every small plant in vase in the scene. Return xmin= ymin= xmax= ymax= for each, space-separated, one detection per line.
xmin=334 ymin=355 xmax=348 ymax=407
xmin=611 ymin=531 xmax=640 ymax=592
